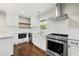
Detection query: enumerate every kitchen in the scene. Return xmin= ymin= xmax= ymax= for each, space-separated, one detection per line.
xmin=0 ymin=3 xmax=79 ymax=56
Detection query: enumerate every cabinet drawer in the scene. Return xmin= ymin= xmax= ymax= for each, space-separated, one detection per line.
xmin=68 ymin=39 xmax=79 ymax=47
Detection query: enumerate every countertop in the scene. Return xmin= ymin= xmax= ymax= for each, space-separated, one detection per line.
xmin=0 ymin=33 xmax=13 ymax=39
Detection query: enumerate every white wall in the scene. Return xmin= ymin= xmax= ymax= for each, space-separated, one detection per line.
xmin=64 ymin=3 xmax=79 ymax=40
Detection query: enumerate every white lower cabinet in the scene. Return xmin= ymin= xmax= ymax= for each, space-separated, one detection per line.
xmin=33 ymin=34 xmax=41 ymax=48
xmin=68 ymin=45 xmax=79 ymax=56
xmin=40 ymin=37 xmax=46 ymax=51
xmin=0 ymin=37 xmax=13 ymax=56
xmin=33 ymin=34 xmax=46 ymax=51
xmin=68 ymin=39 xmax=79 ymax=56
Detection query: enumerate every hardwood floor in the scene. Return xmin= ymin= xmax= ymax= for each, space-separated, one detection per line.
xmin=13 ymin=42 xmax=47 ymax=56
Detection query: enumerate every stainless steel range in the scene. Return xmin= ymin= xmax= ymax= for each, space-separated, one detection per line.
xmin=46 ymin=33 xmax=68 ymax=56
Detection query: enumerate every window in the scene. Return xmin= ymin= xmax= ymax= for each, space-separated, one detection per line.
xmin=40 ymin=19 xmax=47 ymax=30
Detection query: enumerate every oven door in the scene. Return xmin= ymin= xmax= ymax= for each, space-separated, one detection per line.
xmin=46 ymin=38 xmax=67 ymax=56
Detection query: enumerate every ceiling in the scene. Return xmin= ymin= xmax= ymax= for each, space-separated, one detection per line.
xmin=0 ymin=3 xmax=55 ymax=18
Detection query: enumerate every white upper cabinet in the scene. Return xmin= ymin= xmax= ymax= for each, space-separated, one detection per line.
xmin=6 ymin=12 xmax=19 ymax=27
xmin=0 ymin=12 xmax=6 ymax=34
xmin=19 ymin=16 xmax=31 ymax=28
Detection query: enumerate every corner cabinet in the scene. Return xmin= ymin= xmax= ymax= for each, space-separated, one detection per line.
xmin=19 ymin=16 xmax=31 ymax=28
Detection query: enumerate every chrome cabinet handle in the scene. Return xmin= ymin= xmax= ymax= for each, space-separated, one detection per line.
xmin=71 ymin=42 xmax=78 ymax=45
xmin=68 ymin=45 xmax=70 ymax=48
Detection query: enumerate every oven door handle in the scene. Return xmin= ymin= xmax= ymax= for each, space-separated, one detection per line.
xmin=47 ymin=39 xmax=66 ymax=44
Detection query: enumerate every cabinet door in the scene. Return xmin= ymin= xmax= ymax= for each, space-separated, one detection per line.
xmin=40 ymin=36 xmax=46 ymax=51
xmin=0 ymin=37 xmax=13 ymax=56
xmin=6 ymin=13 xmax=19 ymax=26
xmin=68 ymin=40 xmax=79 ymax=56
xmin=33 ymin=34 xmax=41 ymax=48
xmin=68 ymin=45 xmax=79 ymax=56
xmin=33 ymin=34 xmax=47 ymax=51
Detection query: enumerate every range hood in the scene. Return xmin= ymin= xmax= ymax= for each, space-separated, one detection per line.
xmin=49 ymin=3 xmax=68 ymax=20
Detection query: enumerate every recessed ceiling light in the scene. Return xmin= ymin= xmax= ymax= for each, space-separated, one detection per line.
xmin=21 ymin=11 xmax=24 ymax=14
